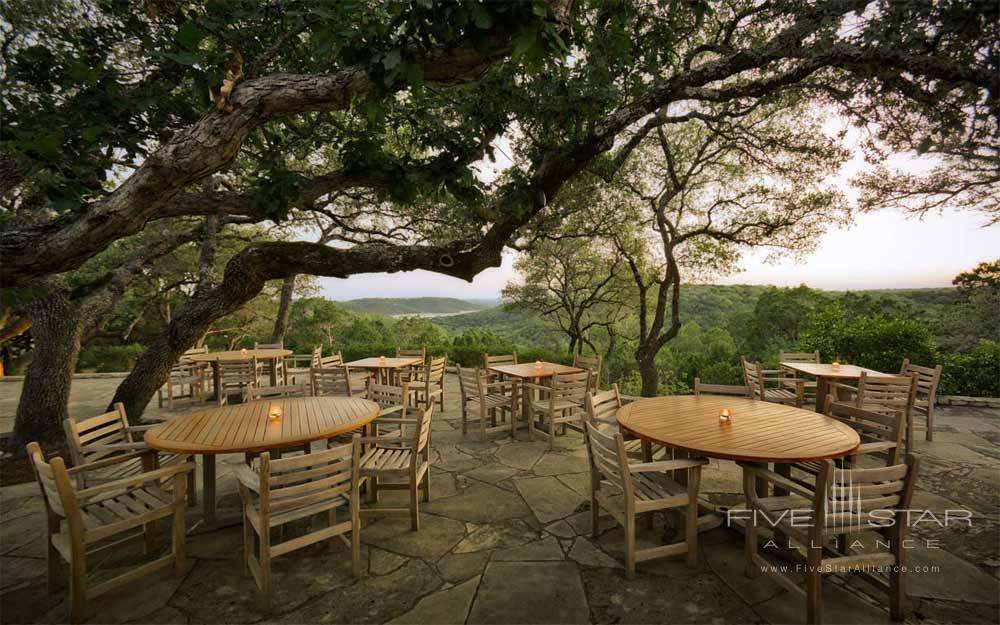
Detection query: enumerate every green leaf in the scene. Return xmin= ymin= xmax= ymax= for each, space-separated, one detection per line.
xmin=176 ymin=22 xmax=204 ymax=50
xmin=162 ymin=51 xmax=202 ymax=66
xmin=472 ymin=6 xmax=493 ymax=29
xmin=382 ymin=49 xmax=402 ymax=70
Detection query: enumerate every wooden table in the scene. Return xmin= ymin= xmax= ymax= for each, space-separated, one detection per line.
xmin=145 ymin=396 xmax=379 ymax=525
xmin=345 ymin=356 xmax=423 ymax=385
xmin=188 ymin=349 xmax=293 ymax=398
xmin=487 ymin=362 xmax=585 ymax=424
xmin=779 ymin=362 xmax=893 ymax=412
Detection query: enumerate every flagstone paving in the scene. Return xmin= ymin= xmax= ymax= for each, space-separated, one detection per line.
xmin=0 ymin=374 xmax=998 ymax=624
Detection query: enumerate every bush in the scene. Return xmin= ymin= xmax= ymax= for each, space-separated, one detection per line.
xmin=939 ymin=341 xmax=1000 ymax=397
xmin=77 ymin=344 xmax=147 ymax=372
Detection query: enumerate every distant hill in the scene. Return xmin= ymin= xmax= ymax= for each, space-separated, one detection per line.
xmin=337 ymin=297 xmax=488 ymax=316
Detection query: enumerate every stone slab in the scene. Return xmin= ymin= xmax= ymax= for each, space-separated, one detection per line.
xmin=467 ymin=561 xmax=590 ymax=624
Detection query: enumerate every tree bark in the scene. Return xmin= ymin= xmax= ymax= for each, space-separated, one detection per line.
xmin=10 ymin=285 xmax=82 ymax=449
xmin=271 ymin=274 xmax=296 ymax=343
xmin=636 ymin=349 xmax=659 ymax=397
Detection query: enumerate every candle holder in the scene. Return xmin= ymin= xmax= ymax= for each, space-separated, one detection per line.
xmin=268 ymin=404 xmax=282 ymax=421
xmin=240 ymin=347 xmax=248 ymax=357
xmin=379 ymin=355 xmax=386 ymax=363
xmin=719 ymin=408 xmax=733 ymax=424
xmin=831 ymin=360 xmax=841 ymax=370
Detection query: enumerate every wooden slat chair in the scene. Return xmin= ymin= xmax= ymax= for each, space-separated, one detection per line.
xmin=310 ymin=365 xmax=369 ymax=398
xmin=365 ymin=382 xmax=411 ymax=443
xmin=64 ymin=404 xmax=196 ymax=505
xmin=740 ymin=456 xmax=920 ymax=624
xmin=791 ymin=394 xmax=905 ymax=486
xmin=573 ymin=352 xmax=603 ymax=392
xmin=742 ymin=358 xmax=804 ymax=408
xmin=693 ymin=378 xmax=751 ymax=398
xmin=254 ymin=341 xmax=287 ymax=383
xmin=217 ymin=357 xmax=261 ymax=406
xmin=359 ymin=404 xmax=434 ymax=530
xmin=286 ymin=346 xmax=322 ymax=384
xmin=583 ymin=384 xmax=647 ymax=460
xmin=483 ymin=352 xmax=517 ymax=386
xmin=411 ymin=354 xmax=447 ymax=410
xmin=318 ymin=351 xmax=371 ymax=387
xmin=526 ymin=370 xmax=591 ymax=449
xmin=779 ymin=350 xmax=820 ymax=403
xmin=26 ymin=442 xmax=192 ymax=624
xmin=157 ymin=361 xmax=207 ymax=410
xmin=233 ymin=437 xmax=362 ymax=613
xmin=395 ymin=347 xmax=426 ymax=383
xmin=900 ymin=359 xmax=943 ymax=442
xmin=457 ymin=365 xmax=517 ymax=440
xmin=830 ymin=371 xmax=917 ymax=453
xmin=583 ymin=423 xmax=707 ymax=577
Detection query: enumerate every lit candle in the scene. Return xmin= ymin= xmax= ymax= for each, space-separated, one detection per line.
xmin=379 ymin=355 xmax=386 ymax=363
xmin=719 ymin=408 xmax=732 ymax=423
xmin=831 ymin=360 xmax=840 ymax=369
xmin=534 ymin=360 xmax=542 ymax=368
xmin=240 ymin=348 xmax=248 ymax=357
xmin=268 ymin=404 xmax=282 ymax=421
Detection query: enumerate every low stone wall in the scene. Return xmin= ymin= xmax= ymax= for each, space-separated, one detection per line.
xmin=938 ymin=395 xmax=1000 ymax=408
xmin=0 ymin=372 xmax=129 ymax=382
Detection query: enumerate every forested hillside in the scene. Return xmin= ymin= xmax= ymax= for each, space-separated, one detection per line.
xmin=337 ymin=297 xmax=487 ymax=316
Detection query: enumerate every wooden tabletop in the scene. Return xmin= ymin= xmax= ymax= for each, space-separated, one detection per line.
xmin=779 ymin=362 xmax=891 ymax=379
xmin=144 ymin=396 xmax=379 ymax=454
xmin=616 ymin=396 xmax=859 ymax=463
xmin=187 ymin=349 xmax=292 ymax=362
xmin=488 ymin=362 xmax=584 ymax=379
xmin=345 ymin=357 xmax=424 ymax=369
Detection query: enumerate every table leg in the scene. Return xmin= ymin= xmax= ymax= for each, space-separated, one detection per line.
xmin=203 ymin=454 xmax=216 ymax=526
xmin=815 ymin=377 xmax=829 ymax=413
xmin=269 ymin=358 xmax=278 ymax=386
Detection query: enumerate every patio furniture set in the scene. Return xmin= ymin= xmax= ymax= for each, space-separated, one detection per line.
xmin=22 ymin=344 xmax=943 ymax=624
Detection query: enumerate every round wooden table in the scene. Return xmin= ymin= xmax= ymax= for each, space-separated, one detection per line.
xmin=617 ymin=395 xmax=860 ymax=464
xmin=188 ymin=348 xmax=293 ymax=393
xmin=146 ymin=396 xmax=379 ymax=525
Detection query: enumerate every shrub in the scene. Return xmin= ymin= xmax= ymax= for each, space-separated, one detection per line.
xmin=939 ymin=341 xmax=1000 ymax=397
xmin=77 ymin=344 xmax=147 ymax=372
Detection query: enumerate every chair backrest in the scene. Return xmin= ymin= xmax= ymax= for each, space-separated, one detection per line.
xmin=584 ymin=384 xmax=622 ymax=428
xmin=318 ymin=351 xmax=346 ymax=368
xmin=742 ymin=358 xmax=765 ymax=399
xmin=411 ymin=403 xmax=435 ymax=458
xmin=814 ymin=455 xmax=919 ymax=535
xmin=367 ymin=382 xmax=410 ymax=413
xmin=311 ymin=366 xmax=364 ymax=397
xmin=549 ymin=371 xmax=591 ymax=408
xmin=181 ymin=345 xmax=209 ymax=361
xmin=483 ymin=353 xmax=517 ymax=368
xmin=694 ymin=378 xmax=751 ymax=398
xmin=396 ymin=347 xmax=426 ymax=363
xmin=243 ymin=382 xmax=310 ymax=403
xmin=456 ymin=365 xmax=485 ymax=400
xmin=255 ymin=341 xmax=284 ymax=350
xmin=779 ymin=350 xmax=820 ymax=364
xmin=583 ymin=422 xmax=632 ymax=500
xmin=309 ymin=346 xmax=324 ymax=368
xmin=255 ymin=436 xmax=360 ymax=515
xmin=63 ymin=403 xmax=132 ymax=468
xmin=856 ymin=372 xmax=917 ymax=416
xmin=26 ymin=442 xmax=75 ymax=520
xmin=899 ymin=359 xmax=942 ymax=403
xmin=822 ymin=394 xmax=903 ymax=465
xmin=219 ymin=357 xmax=259 ymax=388
xmin=573 ymin=353 xmax=602 ymax=390
xmin=424 ymin=355 xmax=448 ymax=384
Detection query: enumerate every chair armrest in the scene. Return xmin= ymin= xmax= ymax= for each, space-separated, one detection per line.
xmin=76 ymin=463 xmax=195 ymax=500
xmin=125 ymin=424 xmax=161 ymax=433
xmin=630 ymin=458 xmax=709 ymax=473
xmin=358 ymin=436 xmax=414 ymax=447
xmin=85 ymin=442 xmax=151 ymax=452
xmin=854 ymin=441 xmax=897 ymax=455
xmin=67 ymin=451 xmax=150 ymax=474
xmin=232 ymin=464 xmax=261 ymax=493
xmin=761 ymin=369 xmax=784 ymax=375
xmin=736 ymin=462 xmax=817 ymax=499
xmin=374 ymin=417 xmax=417 ymax=425
xmin=520 ymin=382 xmax=550 ymax=392
xmin=829 ymin=382 xmax=858 ymax=394
xmin=485 ymin=381 xmax=516 ymax=391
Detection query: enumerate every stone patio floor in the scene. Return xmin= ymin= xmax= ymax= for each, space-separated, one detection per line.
xmin=1 ymin=375 xmax=998 ymax=624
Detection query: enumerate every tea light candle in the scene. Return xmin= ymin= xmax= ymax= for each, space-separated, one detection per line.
xmin=831 ymin=360 xmax=840 ymax=369
xmin=379 ymin=355 xmax=386 ymax=363
xmin=240 ymin=348 xmax=248 ymax=357
xmin=534 ymin=360 xmax=542 ymax=367
xmin=268 ymin=404 xmax=282 ymax=421
xmin=719 ymin=408 xmax=733 ymax=423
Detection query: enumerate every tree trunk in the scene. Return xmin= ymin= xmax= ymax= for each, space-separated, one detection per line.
xmin=10 ymin=286 xmax=82 ymax=449
xmin=603 ymin=328 xmax=617 ymax=388
xmin=271 ymin=274 xmax=296 ymax=343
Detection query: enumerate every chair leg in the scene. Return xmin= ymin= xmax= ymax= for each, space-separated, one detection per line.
xmin=46 ymin=516 xmax=63 ymax=594
xmin=625 ymin=513 xmax=636 ymax=579
xmin=410 ymin=479 xmax=420 ymax=531
xmin=905 ymin=411 xmax=913 ymax=455
xmin=685 ymin=504 xmax=699 ymax=567
xmin=172 ymin=505 xmax=186 ymax=576
xmin=590 ymin=492 xmax=600 ymax=538
xmin=243 ymin=513 xmax=253 ymax=576
xmin=890 ymin=530 xmax=907 ymax=621
xmin=744 ymin=514 xmax=759 ymax=578
xmin=68 ymin=548 xmax=86 ymax=624
xmin=805 ymin=545 xmax=823 ymax=624
xmin=925 ymin=405 xmax=934 ymax=442
xmin=422 ymin=466 xmax=431 ymax=503
xmin=258 ymin=529 xmax=272 ymax=614
xmin=187 ymin=465 xmax=198 ymax=508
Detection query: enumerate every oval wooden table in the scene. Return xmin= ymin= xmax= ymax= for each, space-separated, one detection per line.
xmin=188 ymin=348 xmax=293 ymax=396
xmin=145 ymin=396 xmax=379 ymax=526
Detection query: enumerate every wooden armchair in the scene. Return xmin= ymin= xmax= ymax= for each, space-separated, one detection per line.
xmin=242 ymin=382 xmax=310 ymax=403
xmin=740 ymin=456 xmax=920 ymax=624
xmin=693 ymin=378 xmax=750 ymax=398
xmin=286 ymin=346 xmax=322 ymax=384
xmin=217 ymin=357 xmax=261 ymax=406
xmin=359 ymin=404 xmax=434 ymax=530
xmin=64 ymin=404 xmax=196 ymax=504
xmin=396 ymin=347 xmax=426 ymax=383
xmin=234 ymin=437 xmax=362 ymax=612
xmin=583 ymin=423 xmax=706 ymax=577
xmin=457 ymin=365 xmax=517 ymax=440
xmin=157 ymin=361 xmax=207 ymax=410
xmin=26 ymin=442 xmax=192 ymax=624
xmin=311 ymin=365 xmax=369 ymax=398
xmin=583 ymin=384 xmax=648 ymax=460
xmin=526 ymin=370 xmax=591 ymax=449
xmin=411 ymin=354 xmax=447 ymax=410
xmin=900 ymin=359 xmax=943 ymax=442
xmin=318 ymin=351 xmax=371 ymax=386
xmin=573 ymin=352 xmax=602 ymax=392
xmin=483 ymin=352 xmax=517 ymax=386
xmin=742 ymin=358 xmax=804 ymax=408
xmin=254 ymin=341 xmax=287 ymax=383
xmin=779 ymin=350 xmax=820 ymax=402
xmin=830 ymin=371 xmax=916 ymax=452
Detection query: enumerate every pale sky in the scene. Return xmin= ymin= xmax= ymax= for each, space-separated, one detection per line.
xmin=321 ymin=119 xmax=999 ymax=302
